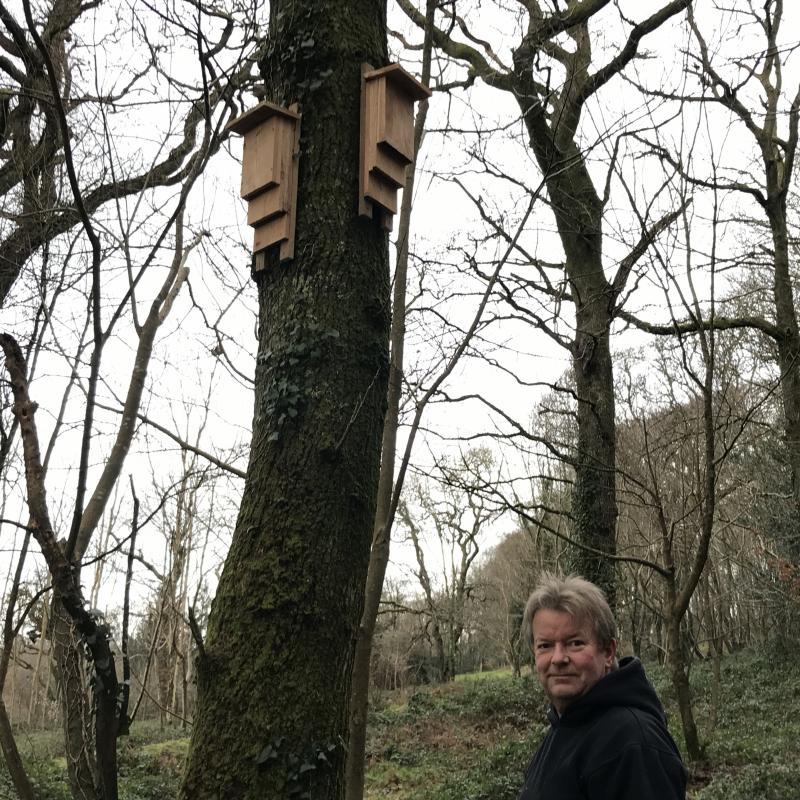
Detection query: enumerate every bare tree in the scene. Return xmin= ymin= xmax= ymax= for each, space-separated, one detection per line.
xmin=396 ymin=0 xmax=692 ymax=603
xmin=621 ymin=0 xmax=800 ymax=562
xmin=397 ymin=447 xmax=500 ymax=682
xmin=0 ymin=4 xmax=263 ymax=796
xmin=1 ymin=333 xmax=129 ymax=799
xmin=0 ymin=0 xmax=264 ymax=305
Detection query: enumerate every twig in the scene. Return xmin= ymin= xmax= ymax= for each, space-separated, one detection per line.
xmin=188 ymin=604 xmax=207 ymax=664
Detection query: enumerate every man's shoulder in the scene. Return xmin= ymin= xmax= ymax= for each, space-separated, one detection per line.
xmin=584 ymin=704 xmax=681 ymax=759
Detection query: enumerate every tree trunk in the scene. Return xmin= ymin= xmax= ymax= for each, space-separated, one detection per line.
xmin=767 ymin=198 xmax=800 ymax=562
xmin=430 ymin=618 xmax=447 ymax=683
xmin=665 ymin=591 xmax=703 ymax=761
xmin=52 ymin=604 xmax=98 ymax=800
xmin=571 ymin=298 xmax=617 ymax=603
xmin=0 ymin=574 xmax=37 ymax=800
xmin=27 ymin=592 xmax=49 ymax=727
xmin=181 ymin=3 xmax=389 ymax=798
xmin=518 ymin=101 xmax=618 ymax=604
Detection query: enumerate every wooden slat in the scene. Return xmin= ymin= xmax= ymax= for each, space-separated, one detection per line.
xmin=359 ymin=65 xmax=381 ymax=218
xmin=372 ymin=146 xmax=406 ymax=187
xmin=253 ymin=213 xmax=290 ymax=253
xmin=241 ymin=117 xmax=280 ymax=200
xmin=363 ymin=63 xmax=432 ymax=102
xmin=377 ymin=78 xmax=415 ymax=164
xmin=366 ymin=172 xmax=398 ymax=215
xmin=281 ymin=103 xmax=301 ymax=261
xmin=247 ymin=189 xmax=283 ymax=226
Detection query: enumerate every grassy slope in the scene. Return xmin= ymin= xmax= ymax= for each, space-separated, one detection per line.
xmin=2 ymin=650 xmax=798 ymax=799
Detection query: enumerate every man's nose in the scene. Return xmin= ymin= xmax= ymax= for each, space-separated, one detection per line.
xmin=552 ymin=643 xmax=569 ymax=662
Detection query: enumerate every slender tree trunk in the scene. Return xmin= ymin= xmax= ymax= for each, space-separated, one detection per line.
xmin=0 ymin=697 xmax=36 ymax=800
xmin=0 ymin=532 xmax=37 ymax=800
xmin=665 ymin=605 xmax=703 ymax=761
xmin=708 ymin=635 xmax=722 ymax=735
xmin=767 ymin=198 xmax=800 ymax=561
xmin=426 ymin=618 xmax=446 ymax=682
xmin=52 ymin=605 xmax=98 ymax=800
xmin=27 ymin=592 xmax=49 ymax=726
xmin=181 ymin=3 xmax=389 ymax=798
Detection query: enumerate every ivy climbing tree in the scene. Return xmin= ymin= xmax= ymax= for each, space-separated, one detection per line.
xmin=180 ymin=2 xmax=390 ymax=799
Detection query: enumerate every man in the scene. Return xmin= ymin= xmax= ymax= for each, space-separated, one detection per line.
xmin=518 ymin=574 xmax=687 ymax=800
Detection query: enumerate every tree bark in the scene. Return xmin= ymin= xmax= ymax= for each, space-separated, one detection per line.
xmin=181 ymin=3 xmax=389 ymax=798
xmin=664 ymin=595 xmax=703 ymax=761
xmin=52 ymin=612 xmax=98 ymax=800
xmin=765 ymin=196 xmax=800 ymax=560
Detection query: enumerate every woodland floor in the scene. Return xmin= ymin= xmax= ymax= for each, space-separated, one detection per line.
xmin=2 ymin=649 xmax=798 ymax=799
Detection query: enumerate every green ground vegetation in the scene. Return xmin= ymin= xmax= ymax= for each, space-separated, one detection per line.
xmin=0 ymin=720 xmax=189 ymax=800
xmin=1 ymin=649 xmax=798 ymax=799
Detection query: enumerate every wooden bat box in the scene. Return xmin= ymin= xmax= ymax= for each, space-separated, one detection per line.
xmin=226 ymin=101 xmax=301 ymax=266
xmin=360 ymin=64 xmax=431 ymax=229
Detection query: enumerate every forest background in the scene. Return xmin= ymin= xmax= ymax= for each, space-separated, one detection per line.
xmin=1 ymin=0 xmax=799 ymax=799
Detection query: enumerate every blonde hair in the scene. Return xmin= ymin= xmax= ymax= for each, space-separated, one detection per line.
xmin=522 ymin=573 xmax=617 ymax=653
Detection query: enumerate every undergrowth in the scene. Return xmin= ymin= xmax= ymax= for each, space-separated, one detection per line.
xmin=0 ymin=720 xmax=188 ymax=800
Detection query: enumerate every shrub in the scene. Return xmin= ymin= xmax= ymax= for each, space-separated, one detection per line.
xmin=694 ymin=762 xmax=800 ymax=800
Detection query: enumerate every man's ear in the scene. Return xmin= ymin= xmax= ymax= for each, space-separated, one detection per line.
xmin=604 ymin=638 xmax=618 ymax=669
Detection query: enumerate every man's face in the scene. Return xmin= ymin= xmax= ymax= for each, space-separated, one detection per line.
xmin=531 ymin=608 xmax=617 ymax=714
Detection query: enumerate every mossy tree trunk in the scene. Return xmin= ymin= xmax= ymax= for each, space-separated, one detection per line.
xmin=181 ymin=3 xmax=389 ymax=799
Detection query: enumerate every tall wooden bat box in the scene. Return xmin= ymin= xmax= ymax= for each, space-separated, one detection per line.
xmin=360 ymin=64 xmax=431 ymax=230
xmin=226 ymin=101 xmax=301 ymax=266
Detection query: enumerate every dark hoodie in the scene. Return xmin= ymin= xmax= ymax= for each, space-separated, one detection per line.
xmin=517 ymin=657 xmax=687 ymax=800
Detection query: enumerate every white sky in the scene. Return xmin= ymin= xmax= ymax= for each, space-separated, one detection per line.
xmin=2 ymin=0 xmax=799 ymax=619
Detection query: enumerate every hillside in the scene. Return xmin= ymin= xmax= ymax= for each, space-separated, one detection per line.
xmin=1 ymin=650 xmax=798 ymax=799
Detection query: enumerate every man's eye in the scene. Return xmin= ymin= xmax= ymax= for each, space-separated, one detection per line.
xmin=569 ymin=640 xmax=585 ymax=648
xmin=536 ymin=643 xmax=551 ymax=651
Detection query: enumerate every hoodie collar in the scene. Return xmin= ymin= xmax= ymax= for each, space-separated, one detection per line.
xmin=547 ymin=657 xmax=666 ymax=726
